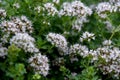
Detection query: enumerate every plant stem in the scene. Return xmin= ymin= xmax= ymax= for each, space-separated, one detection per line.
xmin=109 ymin=31 xmax=115 ymax=40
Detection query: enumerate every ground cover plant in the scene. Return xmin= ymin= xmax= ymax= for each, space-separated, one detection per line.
xmin=0 ymin=0 xmax=120 ymax=80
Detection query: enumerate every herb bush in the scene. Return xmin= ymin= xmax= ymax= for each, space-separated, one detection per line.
xmin=0 ymin=0 xmax=120 ymax=80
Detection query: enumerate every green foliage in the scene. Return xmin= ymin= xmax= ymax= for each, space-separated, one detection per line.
xmin=32 ymin=73 xmax=41 ymax=80
xmin=0 ymin=0 xmax=120 ymax=80
xmin=0 ymin=44 xmax=27 ymax=80
xmin=7 ymin=44 xmax=21 ymax=62
xmin=68 ymin=66 xmax=99 ymax=80
xmin=6 ymin=63 xmax=26 ymax=80
xmin=60 ymin=66 xmax=70 ymax=76
xmin=78 ymin=67 xmax=99 ymax=80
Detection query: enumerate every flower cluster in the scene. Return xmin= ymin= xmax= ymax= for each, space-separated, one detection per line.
xmin=44 ymin=3 xmax=58 ymax=16
xmin=0 ymin=8 xmax=6 ymax=18
xmin=72 ymin=17 xmax=89 ymax=32
xmin=109 ymin=0 xmax=120 ymax=5
xmin=1 ymin=0 xmax=120 ymax=79
xmin=69 ymin=44 xmax=89 ymax=58
xmin=53 ymin=0 xmax=60 ymax=4
xmin=59 ymin=1 xmax=92 ymax=17
xmin=1 ymin=33 xmax=10 ymax=43
xmin=108 ymin=0 xmax=120 ymax=12
xmin=0 ymin=10 xmax=50 ymax=77
xmin=28 ymin=53 xmax=49 ymax=76
xmin=68 ymin=43 xmax=88 ymax=62
xmin=102 ymin=40 xmax=112 ymax=46
xmin=10 ymin=33 xmax=39 ymax=53
xmin=85 ymin=40 xmax=120 ymax=78
xmin=0 ymin=44 xmax=8 ymax=58
xmin=67 ymin=39 xmax=120 ymax=78
xmin=96 ymin=2 xmax=113 ymax=18
xmin=46 ymin=33 xmax=68 ymax=55
xmin=104 ymin=21 xmax=114 ymax=32
xmin=96 ymin=47 xmax=120 ymax=78
xmin=80 ymin=31 xmax=95 ymax=42
xmin=113 ymin=1 xmax=120 ymax=11
xmin=96 ymin=2 xmax=118 ymax=18
xmin=13 ymin=3 xmax=20 ymax=9
xmin=0 ymin=15 xmax=33 ymax=34
xmin=109 ymin=0 xmax=120 ymax=3
xmin=34 ymin=6 xmax=44 ymax=13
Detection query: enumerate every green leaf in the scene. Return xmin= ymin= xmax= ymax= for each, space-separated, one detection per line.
xmin=32 ymin=73 xmax=41 ymax=80
xmin=6 ymin=63 xmax=26 ymax=79
xmin=7 ymin=44 xmax=21 ymax=62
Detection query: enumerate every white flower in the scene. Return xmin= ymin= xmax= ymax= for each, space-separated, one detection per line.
xmin=44 ymin=3 xmax=58 ymax=16
xmin=0 ymin=44 xmax=8 ymax=58
xmin=10 ymin=33 xmax=39 ymax=53
xmin=0 ymin=16 xmax=33 ymax=34
xmin=13 ymin=3 xmax=20 ymax=9
xmin=72 ymin=17 xmax=89 ymax=32
xmin=53 ymin=0 xmax=59 ymax=4
xmin=28 ymin=53 xmax=49 ymax=76
xmin=96 ymin=2 xmax=116 ymax=18
xmin=102 ymin=40 xmax=112 ymax=46
xmin=88 ymin=50 xmax=98 ymax=62
xmin=59 ymin=1 xmax=92 ymax=17
xmin=46 ymin=33 xmax=68 ymax=55
xmin=34 ymin=6 xmax=43 ymax=13
xmin=114 ymin=1 xmax=120 ymax=11
xmin=97 ymin=47 xmax=120 ymax=78
xmin=109 ymin=0 xmax=120 ymax=4
xmin=69 ymin=44 xmax=89 ymax=58
xmin=0 ymin=8 xmax=6 ymax=18
xmin=104 ymin=21 xmax=114 ymax=32
xmin=1 ymin=33 xmax=10 ymax=43
xmin=80 ymin=31 xmax=95 ymax=42
xmin=89 ymin=45 xmax=120 ymax=78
